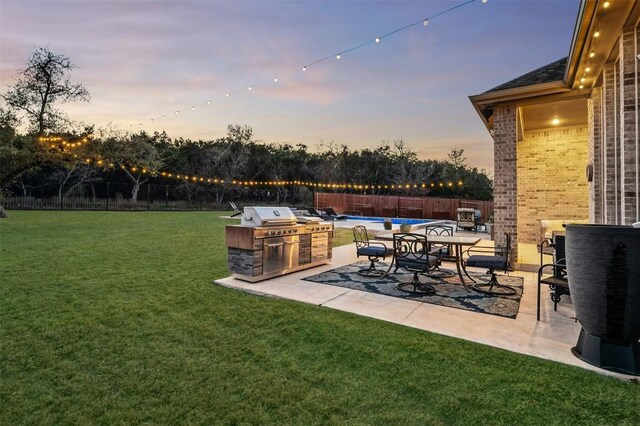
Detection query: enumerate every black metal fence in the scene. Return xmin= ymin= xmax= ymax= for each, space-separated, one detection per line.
xmin=2 ymin=182 xmax=314 ymax=211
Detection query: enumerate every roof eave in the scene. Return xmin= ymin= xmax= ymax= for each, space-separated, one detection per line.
xmin=469 ymin=81 xmax=570 ymax=133
xmin=564 ymin=0 xmax=597 ymax=87
xmin=469 ymin=81 xmax=568 ymax=105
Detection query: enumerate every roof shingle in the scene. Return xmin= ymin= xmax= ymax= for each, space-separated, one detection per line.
xmin=485 ymin=57 xmax=567 ymax=93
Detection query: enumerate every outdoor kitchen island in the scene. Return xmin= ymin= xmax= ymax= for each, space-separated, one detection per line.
xmin=226 ymin=207 xmax=334 ymax=282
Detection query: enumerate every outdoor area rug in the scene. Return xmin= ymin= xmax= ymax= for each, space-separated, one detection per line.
xmin=303 ymin=261 xmax=524 ymax=319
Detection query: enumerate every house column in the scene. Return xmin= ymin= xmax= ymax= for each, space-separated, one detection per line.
xmin=619 ymin=27 xmax=639 ymax=224
xmin=588 ymin=86 xmax=604 ymax=223
xmin=602 ymin=62 xmax=618 ymax=223
xmin=492 ymin=104 xmax=517 ymax=255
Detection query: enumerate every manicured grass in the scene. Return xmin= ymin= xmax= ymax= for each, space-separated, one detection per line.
xmin=331 ymin=227 xmax=356 ymax=247
xmin=1 ymin=211 xmax=638 ymax=424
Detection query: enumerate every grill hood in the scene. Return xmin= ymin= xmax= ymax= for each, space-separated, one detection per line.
xmin=241 ymin=207 xmax=297 ymax=227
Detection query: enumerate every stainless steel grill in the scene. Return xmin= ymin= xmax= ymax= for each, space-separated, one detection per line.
xmin=226 ymin=207 xmax=333 ymax=282
xmin=241 ymin=206 xmax=297 ymax=227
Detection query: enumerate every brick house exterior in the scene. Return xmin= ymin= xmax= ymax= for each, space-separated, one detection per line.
xmin=470 ymin=0 xmax=640 ymax=269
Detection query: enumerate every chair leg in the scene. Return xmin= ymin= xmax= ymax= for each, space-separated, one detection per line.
xmin=397 ymin=271 xmax=435 ymax=295
xmin=357 ymin=256 xmax=385 ymax=278
xmin=551 ymin=288 xmax=561 ymax=311
xmin=426 ymin=261 xmax=455 ymax=278
xmin=537 ymin=281 xmax=541 ymax=321
xmin=472 ymin=270 xmax=517 ymax=296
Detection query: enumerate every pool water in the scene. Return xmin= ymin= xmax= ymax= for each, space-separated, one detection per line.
xmin=344 ymin=215 xmax=431 ymax=225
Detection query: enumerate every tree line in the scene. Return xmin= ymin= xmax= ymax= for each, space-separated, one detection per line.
xmin=1 ymin=48 xmax=492 ymax=206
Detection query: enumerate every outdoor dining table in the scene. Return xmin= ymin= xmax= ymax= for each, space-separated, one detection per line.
xmin=374 ymin=232 xmax=482 ymax=291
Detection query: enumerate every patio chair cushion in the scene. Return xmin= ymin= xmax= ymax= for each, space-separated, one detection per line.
xmin=397 ymin=254 xmax=439 ymax=271
xmin=357 ymin=246 xmax=388 ymax=257
xmin=466 ymin=255 xmax=507 ymax=270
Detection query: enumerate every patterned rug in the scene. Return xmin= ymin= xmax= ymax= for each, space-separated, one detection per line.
xmin=303 ymin=261 xmax=524 ymax=319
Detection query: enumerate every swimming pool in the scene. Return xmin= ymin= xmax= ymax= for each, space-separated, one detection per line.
xmin=344 ymin=215 xmax=432 ymax=225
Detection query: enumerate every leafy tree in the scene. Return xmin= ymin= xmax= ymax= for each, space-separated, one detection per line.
xmin=0 ymin=107 xmax=34 ymax=190
xmin=100 ymin=132 xmax=164 ymax=200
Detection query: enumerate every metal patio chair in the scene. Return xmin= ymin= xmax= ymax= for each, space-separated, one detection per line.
xmin=353 ymin=225 xmax=392 ymax=277
xmin=424 ymin=224 xmax=456 ymax=278
xmin=464 ymin=233 xmax=516 ymax=296
xmin=537 ymin=234 xmax=570 ymax=321
xmin=393 ymin=233 xmax=440 ymax=294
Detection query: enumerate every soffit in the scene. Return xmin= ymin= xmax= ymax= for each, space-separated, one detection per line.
xmin=568 ymin=0 xmax=637 ymax=89
xmin=520 ymin=98 xmax=587 ymax=131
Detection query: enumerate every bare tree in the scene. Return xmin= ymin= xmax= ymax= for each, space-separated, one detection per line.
xmin=49 ymin=162 xmax=100 ymax=204
xmin=2 ymin=47 xmax=89 ymax=135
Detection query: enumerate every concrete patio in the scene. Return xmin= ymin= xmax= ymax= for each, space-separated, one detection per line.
xmin=215 ymin=238 xmax=634 ymax=380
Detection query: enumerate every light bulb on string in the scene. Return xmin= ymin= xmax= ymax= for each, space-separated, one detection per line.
xmin=191 ymin=106 xmax=196 ymax=110
xmin=589 ymin=52 xmax=595 ymax=58
xmin=482 ymin=0 xmax=488 ymax=3
xmin=108 ymin=0 xmax=481 ymax=133
xmin=248 ymin=86 xmax=252 ymax=91
xmin=175 ymin=111 xmax=179 ymax=114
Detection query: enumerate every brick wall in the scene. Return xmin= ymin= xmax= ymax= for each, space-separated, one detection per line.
xmin=602 ymin=62 xmax=618 ymax=223
xmin=588 ymin=87 xmax=604 ymax=223
xmin=516 ymin=126 xmax=589 ymax=244
xmin=493 ymin=104 xmax=518 ymax=253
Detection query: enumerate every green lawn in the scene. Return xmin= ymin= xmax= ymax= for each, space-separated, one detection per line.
xmin=1 ymin=211 xmax=638 ymax=424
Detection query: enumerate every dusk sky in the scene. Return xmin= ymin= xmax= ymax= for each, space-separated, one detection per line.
xmin=0 ymin=0 xmax=580 ymax=173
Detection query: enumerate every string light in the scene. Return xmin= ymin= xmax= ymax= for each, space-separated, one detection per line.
xmin=113 ymin=0 xmax=482 ymax=131
xmin=56 ymin=148 xmax=467 ymax=191
xmin=299 ymin=0 xmax=477 ymax=73
xmin=594 ymin=30 xmax=600 ymax=38
xmin=603 ymin=1 xmax=609 ymax=8
xmin=589 ymin=52 xmax=595 ymax=58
